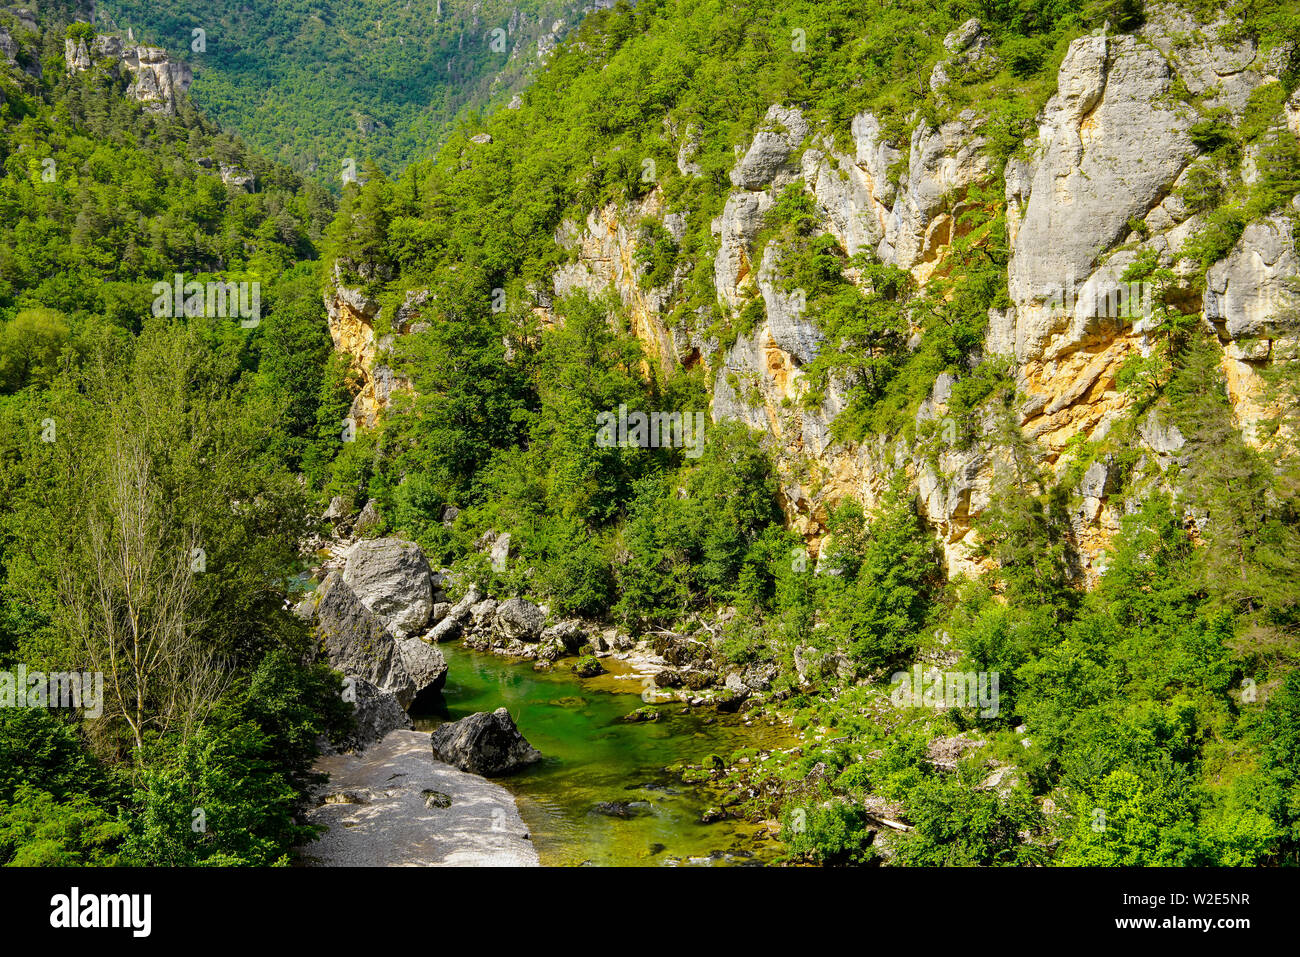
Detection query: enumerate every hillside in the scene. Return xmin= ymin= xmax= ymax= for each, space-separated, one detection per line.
xmin=0 ymin=0 xmax=1299 ymax=872
xmin=94 ymin=0 xmax=611 ymax=183
xmin=0 ymin=1 xmax=352 ymax=866
xmin=319 ymin=0 xmax=1300 ymax=865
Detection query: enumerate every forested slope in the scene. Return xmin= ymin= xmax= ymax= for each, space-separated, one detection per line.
xmin=95 ymin=0 xmax=609 ymax=183
xmin=317 ymin=0 xmax=1300 ymax=865
xmin=0 ymin=2 xmax=352 ymax=865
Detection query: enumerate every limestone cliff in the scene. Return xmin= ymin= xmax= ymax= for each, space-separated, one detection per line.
xmin=328 ymin=6 xmax=1299 ymax=583
xmin=64 ymin=34 xmax=191 ymax=115
xmin=323 ymin=265 xmax=418 ymax=430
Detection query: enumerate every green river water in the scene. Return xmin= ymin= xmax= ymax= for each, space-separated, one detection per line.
xmin=412 ymin=642 xmax=795 ymax=866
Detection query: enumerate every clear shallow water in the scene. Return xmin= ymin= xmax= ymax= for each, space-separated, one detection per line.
xmin=413 ymin=642 xmax=794 ymax=866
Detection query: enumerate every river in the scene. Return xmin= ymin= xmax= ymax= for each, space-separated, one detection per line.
xmin=413 ymin=641 xmax=795 ymax=866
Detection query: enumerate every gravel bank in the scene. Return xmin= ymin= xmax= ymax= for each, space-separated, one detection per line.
xmin=302 ymin=729 xmax=539 ymax=866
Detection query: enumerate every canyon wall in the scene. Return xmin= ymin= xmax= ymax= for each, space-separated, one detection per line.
xmin=327 ymin=7 xmax=1300 ymax=581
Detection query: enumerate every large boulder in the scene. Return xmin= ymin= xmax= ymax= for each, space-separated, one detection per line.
xmin=470 ymin=598 xmax=499 ymax=631
xmin=541 ymin=619 xmax=587 ymax=655
xmin=334 ymin=677 xmax=413 ymax=752
xmin=395 ymin=635 xmax=448 ymax=696
xmin=430 ymin=708 xmax=542 ymax=776
xmin=343 ymin=538 xmax=433 ymax=638
xmin=315 ymin=572 xmax=416 ymax=708
xmin=493 ymin=598 xmax=545 ymax=642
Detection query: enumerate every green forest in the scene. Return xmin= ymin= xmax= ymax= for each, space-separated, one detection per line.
xmin=96 ymin=0 xmax=596 ymax=184
xmin=1 ymin=0 xmax=1300 ymax=868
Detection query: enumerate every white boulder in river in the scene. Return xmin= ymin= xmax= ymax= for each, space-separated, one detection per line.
xmin=343 ymin=537 xmax=434 ymax=638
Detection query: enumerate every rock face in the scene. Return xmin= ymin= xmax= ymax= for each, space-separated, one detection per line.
xmin=1006 ymin=32 xmax=1196 ymax=363
xmin=342 ymin=537 xmax=434 ymax=638
xmin=730 ymin=104 xmax=810 ymax=190
xmin=430 ymin=708 xmax=542 ymax=776
xmin=64 ymin=37 xmax=192 ymax=115
xmin=320 ymin=15 xmax=1297 ymax=589
xmin=1203 ymin=215 xmax=1299 ymax=341
xmin=0 ymin=26 xmax=18 ymax=68
xmin=123 ymin=45 xmax=192 ymax=114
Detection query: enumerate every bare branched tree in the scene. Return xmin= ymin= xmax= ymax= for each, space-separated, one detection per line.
xmin=57 ymin=423 xmax=223 ymax=763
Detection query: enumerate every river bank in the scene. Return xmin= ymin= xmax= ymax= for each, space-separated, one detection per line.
xmin=302 ymin=729 xmax=539 ymax=866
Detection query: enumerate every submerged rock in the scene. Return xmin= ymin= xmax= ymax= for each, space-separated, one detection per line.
xmin=430 ymin=708 xmax=542 ymax=777
xmin=621 ymin=707 xmax=661 ymax=723
xmin=590 ymin=800 xmax=653 ymax=819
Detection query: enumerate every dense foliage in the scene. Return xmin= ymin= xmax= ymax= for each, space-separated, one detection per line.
xmin=96 ymin=0 xmax=593 ymax=185
xmin=0 ymin=7 xmax=350 ymax=865
xmin=1 ymin=0 xmax=1298 ymax=868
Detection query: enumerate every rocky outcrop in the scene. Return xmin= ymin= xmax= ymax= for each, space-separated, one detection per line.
xmin=884 ymin=113 xmax=991 ymax=276
xmin=1204 ymin=214 xmax=1299 ymax=341
xmin=219 ymin=164 xmax=256 ymax=192
xmin=123 ymin=45 xmax=191 ymax=114
xmin=1006 ymin=32 xmax=1196 ymax=363
xmin=64 ymin=35 xmax=191 ymax=115
xmin=930 ymin=18 xmax=994 ymax=91
xmin=430 ymin=708 xmax=542 ymax=776
xmin=1140 ymin=4 xmax=1274 ymax=117
xmin=323 ymin=267 xmax=416 ymax=427
xmin=730 ymin=104 xmax=810 ymax=190
xmin=320 ymin=15 xmax=1297 ymax=589
xmin=551 ymin=189 xmax=705 ymax=370
xmin=311 ymin=569 xmax=447 ymax=738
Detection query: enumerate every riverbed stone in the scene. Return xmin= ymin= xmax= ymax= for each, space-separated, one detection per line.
xmin=430 ymin=707 xmax=542 ymax=776
xmin=395 ymin=635 xmax=448 ymax=697
xmin=542 ymin=619 xmax=588 ymax=654
xmin=334 ymin=676 xmax=413 ymax=752
xmin=448 ymin=585 xmax=483 ymax=624
xmin=426 ymin=615 xmax=462 ymax=643
xmin=494 ymin=597 xmax=545 ymax=642
xmin=470 ymin=598 xmax=499 ymax=631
